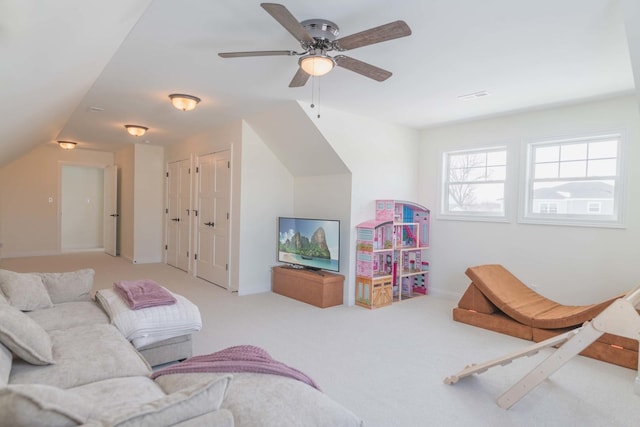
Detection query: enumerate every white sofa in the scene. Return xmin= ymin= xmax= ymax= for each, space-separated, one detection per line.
xmin=0 ymin=268 xmax=364 ymax=427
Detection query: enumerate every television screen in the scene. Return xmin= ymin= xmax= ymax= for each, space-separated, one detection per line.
xmin=278 ymin=217 xmax=340 ymax=272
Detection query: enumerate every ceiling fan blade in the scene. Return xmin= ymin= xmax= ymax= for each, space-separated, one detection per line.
xmin=334 ymin=55 xmax=392 ymax=82
xmin=289 ymin=67 xmax=310 ymax=87
xmin=261 ymin=3 xmax=314 ymax=44
xmin=335 ymin=20 xmax=412 ymax=51
xmin=218 ymin=50 xmax=296 ymax=58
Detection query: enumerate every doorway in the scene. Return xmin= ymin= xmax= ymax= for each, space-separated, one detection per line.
xmin=60 ymin=164 xmax=118 ymax=255
xmin=60 ymin=165 xmax=104 ymax=251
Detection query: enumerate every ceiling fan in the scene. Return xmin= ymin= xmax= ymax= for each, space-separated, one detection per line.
xmin=218 ymin=3 xmax=412 ymax=87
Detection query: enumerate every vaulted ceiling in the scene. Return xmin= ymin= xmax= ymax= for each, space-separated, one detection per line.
xmin=1 ymin=0 xmax=638 ymax=166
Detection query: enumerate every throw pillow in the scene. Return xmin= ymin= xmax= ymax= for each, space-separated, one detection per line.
xmin=0 ymin=383 xmax=90 ymax=427
xmin=38 ymin=269 xmax=95 ymax=304
xmin=0 ymin=304 xmax=54 ymax=365
xmin=96 ymin=374 xmax=232 ymax=426
xmin=0 ymin=269 xmax=53 ymax=311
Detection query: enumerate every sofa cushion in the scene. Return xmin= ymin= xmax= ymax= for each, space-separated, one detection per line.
xmin=0 ymin=383 xmax=91 ymax=427
xmin=37 ymin=269 xmax=95 ymax=304
xmin=0 ymin=342 xmax=11 ymax=386
xmin=69 ymin=376 xmax=166 ymax=416
xmin=0 ymin=269 xmax=53 ymax=311
xmin=0 ymin=304 xmax=54 ymax=365
xmin=156 ymin=372 xmax=365 ymax=427
xmin=27 ymin=301 xmax=109 ymax=332
xmin=93 ymin=374 xmax=232 ymax=427
xmin=9 ymin=324 xmax=151 ymax=389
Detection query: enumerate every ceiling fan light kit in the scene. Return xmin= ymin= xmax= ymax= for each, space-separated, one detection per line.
xmin=300 ymin=53 xmax=334 ymax=77
xmin=169 ymin=93 xmax=201 ymax=111
xmin=57 ymin=141 xmax=77 ymax=150
xmin=125 ymin=125 xmax=148 ymax=137
xmin=218 ymin=3 xmax=412 ymax=87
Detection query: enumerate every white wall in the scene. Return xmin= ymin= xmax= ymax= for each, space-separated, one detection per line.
xmin=238 ymin=122 xmax=293 ymax=295
xmin=133 ymin=144 xmax=165 ymax=263
xmin=0 ymin=144 xmax=113 ymax=257
xmin=294 ymin=174 xmax=352 ymax=302
xmin=301 ymin=103 xmax=422 ymax=304
xmin=419 ymin=95 xmax=640 ymax=304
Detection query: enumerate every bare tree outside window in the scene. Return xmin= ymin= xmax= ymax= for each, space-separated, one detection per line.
xmin=442 ymin=148 xmax=507 ymax=218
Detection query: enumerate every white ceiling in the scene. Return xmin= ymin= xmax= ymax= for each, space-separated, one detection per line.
xmin=1 ymin=0 xmax=638 ymax=166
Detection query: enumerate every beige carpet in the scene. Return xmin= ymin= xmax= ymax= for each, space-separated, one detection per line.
xmin=2 ymin=252 xmax=640 ymax=427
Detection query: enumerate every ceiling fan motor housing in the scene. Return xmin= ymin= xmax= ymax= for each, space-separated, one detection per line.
xmin=301 ymin=19 xmax=339 ymax=49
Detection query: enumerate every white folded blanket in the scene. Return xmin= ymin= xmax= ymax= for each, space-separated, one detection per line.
xmin=95 ymin=288 xmax=202 ymax=349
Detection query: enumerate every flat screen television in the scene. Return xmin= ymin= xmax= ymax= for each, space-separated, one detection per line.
xmin=277 ymin=217 xmax=340 ymax=272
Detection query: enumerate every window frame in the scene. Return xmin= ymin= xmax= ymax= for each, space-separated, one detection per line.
xmin=439 ymin=145 xmax=510 ymax=222
xmin=519 ymin=132 xmax=626 ymax=228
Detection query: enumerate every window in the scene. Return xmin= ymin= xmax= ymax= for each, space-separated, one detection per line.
xmin=522 ymin=133 xmax=624 ymax=227
xmin=441 ymin=147 xmax=508 ymax=220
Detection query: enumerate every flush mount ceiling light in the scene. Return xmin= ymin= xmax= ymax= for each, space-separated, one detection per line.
xmin=57 ymin=141 xmax=77 ymax=150
xmin=169 ymin=94 xmax=201 ymax=111
xmin=125 ymin=125 xmax=148 ymax=136
xmin=299 ymin=53 xmax=335 ymax=77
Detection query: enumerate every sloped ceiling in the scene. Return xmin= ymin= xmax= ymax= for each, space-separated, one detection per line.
xmin=0 ymin=1 xmax=152 ymax=166
xmin=1 ymin=0 xmax=638 ymax=167
xmin=245 ymin=101 xmax=349 ymax=177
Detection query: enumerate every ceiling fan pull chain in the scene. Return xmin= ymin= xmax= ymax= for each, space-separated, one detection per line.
xmin=310 ymin=75 xmax=315 ymax=109
xmin=316 ymin=77 xmax=321 ymax=119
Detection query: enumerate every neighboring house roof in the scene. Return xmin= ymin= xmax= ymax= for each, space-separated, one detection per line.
xmin=533 ymin=181 xmax=614 ymax=200
xmin=533 ymin=181 xmax=614 ymax=199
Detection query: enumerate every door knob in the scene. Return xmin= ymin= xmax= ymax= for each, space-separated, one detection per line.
xmin=172 ymin=218 xmax=180 ymax=222
xmin=204 ymin=221 xmax=214 ymax=227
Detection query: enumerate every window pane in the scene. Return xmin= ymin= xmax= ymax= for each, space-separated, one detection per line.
xmin=560 ymin=143 xmax=587 ymax=161
xmin=589 ymin=140 xmax=617 ymax=159
xmin=531 ymin=180 xmax=615 ymax=216
xmin=466 ymin=166 xmax=486 ymax=181
xmin=535 ymin=145 xmax=559 ymax=162
xmin=486 ymin=165 xmax=506 ymax=181
xmin=468 ymin=153 xmax=487 ymax=167
xmin=587 ymin=158 xmax=616 ymax=177
xmin=534 ymin=162 xmax=558 ymax=179
xmin=559 ymin=160 xmax=586 ymax=178
xmin=448 ymin=183 xmax=504 ymax=213
xmin=449 ymin=167 xmax=467 ymax=183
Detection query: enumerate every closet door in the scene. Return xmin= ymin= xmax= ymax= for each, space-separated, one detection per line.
xmin=166 ymin=159 xmax=191 ymax=271
xmin=195 ymin=151 xmax=230 ymax=288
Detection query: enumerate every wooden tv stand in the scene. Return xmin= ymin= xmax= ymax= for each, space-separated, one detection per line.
xmin=272 ymin=265 xmax=344 ymax=308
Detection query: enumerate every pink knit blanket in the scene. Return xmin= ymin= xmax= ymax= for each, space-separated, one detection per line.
xmin=151 ymin=345 xmax=320 ymax=390
xmin=113 ymin=279 xmax=176 ymax=310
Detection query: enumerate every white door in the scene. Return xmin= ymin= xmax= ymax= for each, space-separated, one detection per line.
xmin=103 ymin=165 xmax=118 ymax=256
xmin=166 ymin=160 xmax=191 ymax=271
xmin=195 ymin=151 xmax=230 ymax=288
